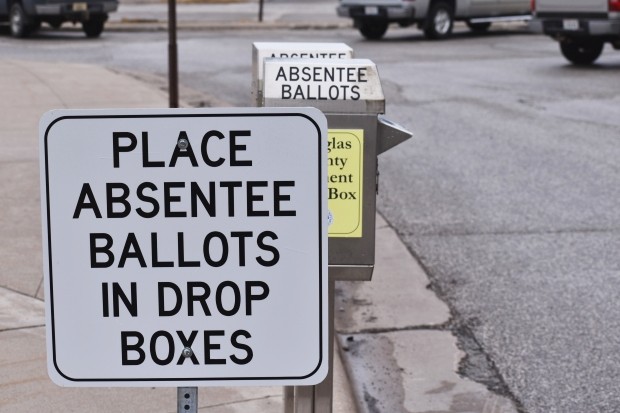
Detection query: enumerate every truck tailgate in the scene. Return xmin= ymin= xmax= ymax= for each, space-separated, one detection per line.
xmin=339 ymin=0 xmax=405 ymax=6
xmin=535 ymin=0 xmax=608 ymax=14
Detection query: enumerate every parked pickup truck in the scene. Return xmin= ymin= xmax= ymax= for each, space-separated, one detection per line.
xmin=337 ymin=0 xmax=531 ymax=40
xmin=0 ymin=0 xmax=118 ymax=38
xmin=530 ymin=0 xmax=620 ymax=65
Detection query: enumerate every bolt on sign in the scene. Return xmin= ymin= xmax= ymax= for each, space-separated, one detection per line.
xmin=39 ymin=108 xmax=328 ymax=387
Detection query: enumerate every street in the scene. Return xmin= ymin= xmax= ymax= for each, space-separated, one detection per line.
xmin=1 ymin=12 xmax=620 ymax=413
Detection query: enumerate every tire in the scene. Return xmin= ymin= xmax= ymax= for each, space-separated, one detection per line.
xmin=82 ymin=17 xmax=105 ymax=38
xmin=10 ymin=3 xmax=32 ymax=38
xmin=559 ymin=39 xmax=604 ymax=65
xmin=358 ymin=20 xmax=388 ymax=40
xmin=424 ymin=1 xmax=454 ymax=40
xmin=466 ymin=21 xmax=491 ymax=33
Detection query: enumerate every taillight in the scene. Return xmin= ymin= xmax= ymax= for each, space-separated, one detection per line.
xmin=530 ymin=0 xmax=536 ymax=12
xmin=610 ymin=0 xmax=620 ymax=12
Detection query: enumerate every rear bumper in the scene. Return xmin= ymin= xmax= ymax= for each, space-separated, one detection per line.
xmin=34 ymin=1 xmax=117 ymax=18
xmin=531 ymin=15 xmax=620 ymax=38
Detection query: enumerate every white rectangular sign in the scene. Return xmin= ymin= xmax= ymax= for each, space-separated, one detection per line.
xmin=252 ymin=42 xmax=354 ymax=106
xmin=252 ymin=42 xmax=353 ymax=85
xmin=39 ymin=108 xmax=328 ymax=387
xmin=263 ymin=58 xmax=384 ymax=103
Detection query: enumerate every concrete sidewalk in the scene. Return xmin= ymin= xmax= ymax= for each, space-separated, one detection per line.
xmin=0 ymin=59 xmax=355 ymax=412
xmin=0 ymin=57 xmax=519 ymax=412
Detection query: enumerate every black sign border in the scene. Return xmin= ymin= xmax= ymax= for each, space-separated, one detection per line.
xmin=42 ymin=111 xmax=326 ymax=384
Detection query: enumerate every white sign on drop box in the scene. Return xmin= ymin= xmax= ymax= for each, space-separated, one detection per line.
xmin=39 ymin=107 xmax=328 ymax=387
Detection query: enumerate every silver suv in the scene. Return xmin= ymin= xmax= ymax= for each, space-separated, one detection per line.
xmin=337 ymin=0 xmax=531 ymax=40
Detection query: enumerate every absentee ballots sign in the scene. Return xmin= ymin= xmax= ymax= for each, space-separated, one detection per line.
xmin=39 ymin=108 xmax=328 ymax=387
xmin=263 ymin=58 xmax=383 ymax=103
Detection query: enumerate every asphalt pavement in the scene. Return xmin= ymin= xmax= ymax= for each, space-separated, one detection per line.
xmin=0 ymin=2 xmax=521 ymax=412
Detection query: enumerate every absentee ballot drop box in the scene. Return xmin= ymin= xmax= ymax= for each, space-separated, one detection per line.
xmin=259 ymin=56 xmax=412 ymax=281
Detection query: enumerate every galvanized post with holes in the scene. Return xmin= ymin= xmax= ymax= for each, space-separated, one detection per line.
xmin=177 ymin=387 xmax=198 ymax=413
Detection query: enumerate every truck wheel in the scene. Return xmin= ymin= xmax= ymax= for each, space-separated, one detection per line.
xmin=82 ymin=17 xmax=105 ymax=38
xmin=466 ymin=21 xmax=491 ymax=33
xmin=424 ymin=2 xmax=454 ymax=39
xmin=559 ymin=39 xmax=604 ymax=65
xmin=359 ymin=20 xmax=388 ymax=40
xmin=10 ymin=3 xmax=32 ymax=38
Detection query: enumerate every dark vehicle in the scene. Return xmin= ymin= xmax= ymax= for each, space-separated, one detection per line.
xmin=0 ymin=0 xmax=117 ymax=38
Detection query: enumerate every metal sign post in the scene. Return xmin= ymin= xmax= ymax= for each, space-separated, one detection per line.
xmin=177 ymin=387 xmax=197 ymax=413
xmin=295 ymin=276 xmax=335 ymax=413
xmin=287 ymin=277 xmax=335 ymax=413
xmin=167 ymin=0 xmax=179 ymax=108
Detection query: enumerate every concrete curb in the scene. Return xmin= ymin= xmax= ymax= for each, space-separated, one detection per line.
xmin=105 ymin=20 xmax=351 ymax=31
xmin=334 ymin=215 xmax=520 ymax=413
xmin=103 ymin=0 xmax=353 ymax=32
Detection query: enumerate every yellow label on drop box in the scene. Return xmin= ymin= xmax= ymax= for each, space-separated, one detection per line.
xmin=327 ymin=129 xmax=363 ymax=238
